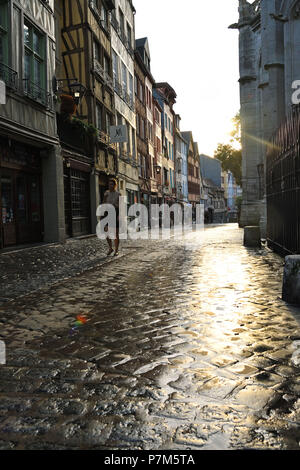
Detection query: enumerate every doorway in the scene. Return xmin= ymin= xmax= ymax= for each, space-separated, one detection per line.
xmin=0 ymin=170 xmax=43 ymax=248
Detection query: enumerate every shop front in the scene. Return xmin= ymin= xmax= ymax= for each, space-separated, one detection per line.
xmin=63 ymin=156 xmax=91 ymax=238
xmin=0 ymin=138 xmax=43 ymax=249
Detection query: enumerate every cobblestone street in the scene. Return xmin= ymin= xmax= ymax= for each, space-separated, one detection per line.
xmin=1 ymin=224 xmax=300 ymax=450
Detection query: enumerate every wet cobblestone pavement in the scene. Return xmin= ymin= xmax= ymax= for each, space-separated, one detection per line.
xmin=0 ymin=236 xmax=139 ymax=303
xmin=1 ymin=225 xmax=300 ymax=450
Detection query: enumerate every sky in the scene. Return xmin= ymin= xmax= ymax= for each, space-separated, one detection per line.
xmin=134 ymin=0 xmax=241 ymax=157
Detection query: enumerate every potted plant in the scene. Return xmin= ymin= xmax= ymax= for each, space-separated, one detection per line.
xmin=60 ymin=94 xmax=77 ymax=118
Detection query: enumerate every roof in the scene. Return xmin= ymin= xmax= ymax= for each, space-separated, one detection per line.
xmin=181 ymin=131 xmax=192 ymax=147
xmin=134 ymin=49 xmax=155 ymax=84
xmin=174 ymin=132 xmax=188 ymax=144
xmin=200 ymin=153 xmax=214 ymax=161
xmin=135 ymin=37 xmax=151 ymax=61
xmin=203 ymin=178 xmax=224 ymax=191
xmin=136 ymin=37 xmax=147 ymax=49
xmin=179 ymin=132 xmax=188 ymax=144
xmin=154 ymin=82 xmax=177 ymax=105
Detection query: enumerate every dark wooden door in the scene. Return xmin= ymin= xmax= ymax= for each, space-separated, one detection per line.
xmin=1 ymin=170 xmax=42 ymax=248
xmin=1 ymin=173 xmax=17 ymax=247
xmin=16 ymin=173 xmax=42 ymax=245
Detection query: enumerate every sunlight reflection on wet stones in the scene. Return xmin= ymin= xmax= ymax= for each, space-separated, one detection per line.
xmin=1 ymin=226 xmax=300 ymax=449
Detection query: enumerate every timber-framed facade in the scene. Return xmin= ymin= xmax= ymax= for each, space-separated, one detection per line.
xmin=153 ymin=82 xmax=177 ymax=205
xmin=55 ymin=0 xmax=116 ymax=237
xmin=134 ymin=48 xmax=150 ymax=211
xmin=111 ymin=0 xmax=139 ymax=209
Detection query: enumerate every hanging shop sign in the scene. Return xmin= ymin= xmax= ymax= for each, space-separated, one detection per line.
xmin=109 ymin=125 xmax=128 ymax=143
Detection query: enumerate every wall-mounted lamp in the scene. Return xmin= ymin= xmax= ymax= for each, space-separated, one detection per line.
xmin=154 ymin=165 xmax=161 ymax=175
xmin=53 ymin=77 xmax=87 ymax=105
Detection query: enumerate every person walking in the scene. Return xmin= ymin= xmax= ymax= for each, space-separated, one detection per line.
xmin=103 ymin=178 xmax=121 ymax=257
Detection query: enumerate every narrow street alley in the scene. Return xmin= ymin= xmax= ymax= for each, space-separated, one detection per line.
xmin=1 ymin=224 xmax=300 ymax=450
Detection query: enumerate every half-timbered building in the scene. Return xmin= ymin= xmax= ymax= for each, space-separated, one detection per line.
xmin=0 ymin=0 xmax=64 ymax=249
xmin=135 ymin=37 xmax=157 ymax=207
xmin=182 ymin=131 xmax=202 ymax=216
xmin=55 ymin=0 xmax=116 ymax=237
xmin=153 ymin=97 xmax=163 ymax=205
xmin=153 ymin=82 xmax=177 ymax=206
xmin=111 ymin=0 xmax=139 ymax=209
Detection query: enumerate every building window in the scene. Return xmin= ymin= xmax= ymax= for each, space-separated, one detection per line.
xmin=155 ymin=109 xmax=160 ymax=125
xmin=70 ymin=169 xmax=90 ymax=231
xmin=129 ymin=72 xmax=133 ymax=107
xmin=103 ymin=53 xmax=110 ymax=74
xmin=96 ymin=103 xmax=103 ymax=131
xmin=156 ymin=137 xmax=161 ymax=154
xmin=93 ymin=40 xmax=101 ymax=63
xmin=149 ymin=123 xmax=154 ymax=143
xmin=101 ymin=4 xmax=108 ymax=30
xmin=112 ymin=49 xmax=118 ymax=84
xmin=148 ymin=89 xmax=152 ymax=110
xmin=90 ymin=0 xmax=100 ymax=11
xmin=0 ymin=1 xmax=8 ymax=65
xmin=106 ymin=112 xmax=113 ymax=134
xmin=139 ymin=81 xmax=144 ymax=103
xmin=23 ymin=20 xmax=47 ymax=104
xmin=140 ymin=118 xmax=145 ymax=140
xmin=121 ymin=61 xmax=127 ymax=97
xmin=89 ymin=1 xmax=108 ymax=32
xmin=126 ymin=122 xmax=131 ymax=156
xmin=119 ymin=7 xmax=125 ymax=40
xmin=127 ymin=22 xmax=132 ymax=49
xmin=132 ymin=128 xmax=136 ymax=160
xmin=117 ymin=112 xmax=123 ymax=154
xmin=134 ymin=74 xmax=138 ymax=96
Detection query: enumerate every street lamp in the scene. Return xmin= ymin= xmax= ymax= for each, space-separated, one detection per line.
xmin=69 ymin=82 xmax=87 ymax=105
xmin=154 ymin=165 xmax=161 ymax=175
xmin=52 ymin=77 xmax=87 ymax=105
